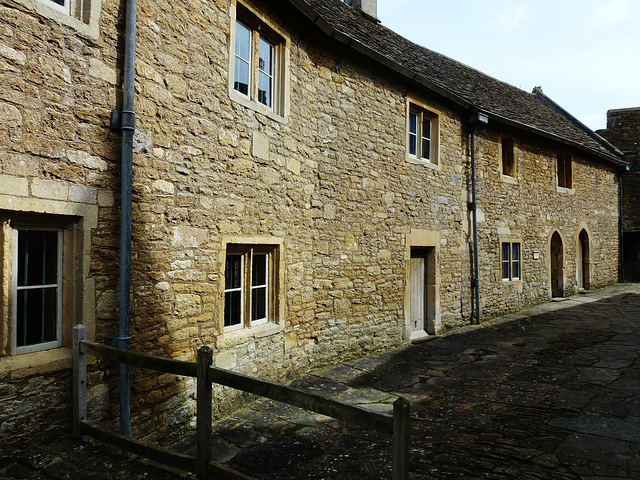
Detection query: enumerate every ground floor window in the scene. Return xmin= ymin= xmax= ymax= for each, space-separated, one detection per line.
xmin=224 ymin=246 xmax=273 ymax=329
xmin=13 ymin=228 xmax=63 ymax=353
xmin=501 ymin=242 xmax=521 ymax=281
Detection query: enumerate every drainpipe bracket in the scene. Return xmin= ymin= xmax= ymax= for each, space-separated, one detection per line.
xmin=110 ymin=110 xmax=136 ymax=133
xmin=468 ymin=201 xmax=477 ymax=211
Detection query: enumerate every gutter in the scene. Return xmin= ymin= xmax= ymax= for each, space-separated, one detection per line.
xmin=109 ymin=0 xmax=137 ymax=437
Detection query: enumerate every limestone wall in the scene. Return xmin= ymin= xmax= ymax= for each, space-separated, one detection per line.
xmin=0 ymin=0 xmax=621 ymax=447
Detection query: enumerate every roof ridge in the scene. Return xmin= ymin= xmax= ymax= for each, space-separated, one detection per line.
xmin=533 ymin=87 xmax=624 ymax=161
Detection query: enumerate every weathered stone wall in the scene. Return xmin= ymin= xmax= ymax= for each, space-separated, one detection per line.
xmin=0 ymin=0 xmax=622 ymax=448
xmin=475 ymin=127 xmax=620 ymax=318
xmin=598 ymin=108 xmax=640 ymax=232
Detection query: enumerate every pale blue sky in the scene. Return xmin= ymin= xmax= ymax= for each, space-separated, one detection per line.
xmin=376 ymin=0 xmax=639 ymax=131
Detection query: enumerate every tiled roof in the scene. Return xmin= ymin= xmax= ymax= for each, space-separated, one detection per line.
xmin=288 ymin=0 xmax=624 ymax=164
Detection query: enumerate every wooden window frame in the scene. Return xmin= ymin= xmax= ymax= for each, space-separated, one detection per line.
xmin=500 ymin=135 xmax=516 ymax=178
xmin=406 ymin=101 xmax=440 ymax=166
xmin=501 ymin=242 xmax=521 ymax=282
xmin=11 ymin=227 xmax=64 ymax=354
xmin=223 ymin=245 xmax=276 ymax=332
xmin=557 ymin=152 xmax=573 ymax=189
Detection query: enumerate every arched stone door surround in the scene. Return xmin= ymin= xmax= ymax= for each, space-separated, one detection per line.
xmin=549 ymin=230 xmax=564 ymax=298
xmin=576 ymin=228 xmax=591 ymax=291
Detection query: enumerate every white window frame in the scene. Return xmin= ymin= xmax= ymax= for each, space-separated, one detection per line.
xmin=11 ymin=227 xmax=63 ymax=355
xmin=42 ymin=0 xmax=70 ymax=15
xmin=223 ymin=247 xmax=273 ymax=331
xmin=501 ymin=242 xmax=521 ymax=282
xmin=406 ymin=101 xmax=440 ymax=167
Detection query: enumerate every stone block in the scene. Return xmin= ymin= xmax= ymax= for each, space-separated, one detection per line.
xmin=31 ymin=179 xmax=68 ymax=200
xmin=0 ymin=175 xmax=28 ymax=196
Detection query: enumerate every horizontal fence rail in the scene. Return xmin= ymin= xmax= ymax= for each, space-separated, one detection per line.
xmin=72 ymin=324 xmax=410 ymax=479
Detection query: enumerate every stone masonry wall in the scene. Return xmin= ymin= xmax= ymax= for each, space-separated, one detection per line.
xmin=0 ymin=0 xmax=622 ymax=447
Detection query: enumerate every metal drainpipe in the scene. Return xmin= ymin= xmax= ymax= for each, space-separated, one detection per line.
xmin=468 ymin=112 xmax=487 ymax=324
xmin=116 ymin=0 xmax=138 ymax=437
xmin=619 ymin=165 xmax=628 ymax=282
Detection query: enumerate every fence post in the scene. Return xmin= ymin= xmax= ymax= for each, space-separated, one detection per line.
xmin=392 ymin=397 xmax=410 ymax=480
xmin=72 ymin=324 xmax=87 ymax=438
xmin=196 ymin=346 xmax=213 ymax=480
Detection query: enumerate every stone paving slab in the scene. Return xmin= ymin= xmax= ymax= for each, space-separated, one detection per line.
xmin=2 ymin=283 xmax=640 ymax=479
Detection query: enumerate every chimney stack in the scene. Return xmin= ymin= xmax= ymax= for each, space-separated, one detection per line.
xmin=344 ymin=0 xmax=378 ymax=20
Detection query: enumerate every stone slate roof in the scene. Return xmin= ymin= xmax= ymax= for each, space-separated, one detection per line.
xmin=287 ymin=0 xmax=624 ymax=164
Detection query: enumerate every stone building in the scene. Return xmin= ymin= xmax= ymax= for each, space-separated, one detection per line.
xmin=0 ymin=0 xmax=625 ymax=447
xmin=597 ymin=108 xmax=640 ymax=281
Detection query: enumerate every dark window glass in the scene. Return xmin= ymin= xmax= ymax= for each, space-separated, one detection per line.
xmin=225 ymin=255 xmax=242 ymax=290
xmin=409 ymin=112 xmax=417 ymax=156
xmin=16 ymin=230 xmax=59 ymax=347
xmin=224 ymin=291 xmax=242 ymax=327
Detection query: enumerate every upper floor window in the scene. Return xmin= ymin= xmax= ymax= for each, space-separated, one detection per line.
xmin=11 ymin=0 xmax=102 ymax=38
xmin=406 ymin=101 xmax=440 ymax=166
xmin=501 ymin=135 xmax=516 ymax=177
xmin=557 ymin=152 xmax=573 ymax=189
xmin=502 ymin=242 xmax=521 ymax=281
xmin=229 ymin=4 xmax=289 ymax=119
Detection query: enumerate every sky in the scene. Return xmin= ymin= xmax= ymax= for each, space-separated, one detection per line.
xmin=376 ymin=0 xmax=639 ymax=131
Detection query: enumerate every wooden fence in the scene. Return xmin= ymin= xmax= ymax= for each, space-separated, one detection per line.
xmin=73 ymin=324 xmax=410 ymax=479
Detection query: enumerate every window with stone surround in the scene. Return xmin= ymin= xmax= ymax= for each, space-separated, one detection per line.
xmin=0 ymin=211 xmax=91 ymax=360
xmin=406 ymin=101 xmax=439 ymax=166
xmin=501 ymin=242 xmax=521 ymax=281
xmin=224 ymin=245 xmax=277 ymax=330
xmin=11 ymin=0 xmax=102 ymax=38
xmin=229 ymin=3 xmax=290 ymax=119
xmin=500 ymin=135 xmax=516 ymax=178
xmin=557 ymin=152 xmax=573 ymax=189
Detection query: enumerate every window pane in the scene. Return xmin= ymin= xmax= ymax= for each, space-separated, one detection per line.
xmin=421 ymin=138 xmax=431 ymax=160
xmin=251 ymin=286 xmax=267 ymax=322
xmin=235 ymin=22 xmax=251 ymax=61
xmin=234 ymin=57 xmax=250 ymax=96
xmin=16 ymin=287 xmax=57 ymax=347
xmin=225 ymin=254 xmax=242 ymax=290
xmin=512 ymin=243 xmax=520 ymax=279
xmin=258 ymin=71 xmax=272 ymax=107
xmin=18 ymin=230 xmax=58 ymax=286
xmin=502 ymin=243 xmax=510 ymax=279
xmin=224 ymin=291 xmax=242 ymax=327
xmin=258 ymin=38 xmax=273 ymax=75
xmin=252 ymin=253 xmax=267 ymax=286
xmin=234 ymin=22 xmax=251 ymax=96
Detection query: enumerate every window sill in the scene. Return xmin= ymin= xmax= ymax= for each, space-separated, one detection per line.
xmin=407 ymin=156 xmax=440 ymax=170
xmin=0 ymin=347 xmax=72 ymax=380
xmin=230 ymin=90 xmax=287 ymax=124
xmin=219 ymin=322 xmax=283 ymax=349
xmin=556 ymin=186 xmax=575 ymax=194
xmin=501 ymin=174 xmax=517 ymax=184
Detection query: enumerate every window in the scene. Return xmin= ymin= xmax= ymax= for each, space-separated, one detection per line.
xmin=501 ymin=135 xmax=515 ymax=177
xmin=230 ymin=4 xmax=288 ymax=118
xmin=224 ymin=247 xmax=274 ymax=329
xmin=502 ymin=242 xmax=521 ymax=281
xmin=557 ymin=152 xmax=572 ymax=189
xmin=11 ymin=0 xmax=102 ymax=39
xmin=407 ymin=102 xmax=439 ymax=165
xmin=12 ymin=228 xmax=63 ymax=353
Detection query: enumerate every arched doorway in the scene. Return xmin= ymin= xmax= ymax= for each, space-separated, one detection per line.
xmin=577 ymin=229 xmax=590 ymax=290
xmin=550 ymin=232 xmax=564 ymax=298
